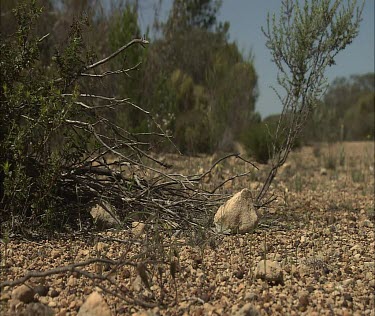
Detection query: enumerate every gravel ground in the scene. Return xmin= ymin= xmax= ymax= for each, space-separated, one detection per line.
xmin=1 ymin=142 xmax=374 ymax=316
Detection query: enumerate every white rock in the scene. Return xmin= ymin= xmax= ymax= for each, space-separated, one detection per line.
xmin=78 ymin=291 xmax=112 ymax=316
xmin=364 ymin=262 xmax=375 ymax=268
xmin=132 ymin=275 xmax=144 ymax=293
xmin=39 ymin=296 xmax=49 ymax=305
xmin=350 ymin=244 xmax=360 ymax=252
xmin=353 ymin=253 xmax=361 ymax=261
xmin=48 ymin=301 xmax=57 ymax=308
xmin=244 ymin=292 xmax=257 ymax=301
xmin=365 ymin=272 xmax=373 ymax=281
xmin=94 ymin=242 xmax=109 ymax=253
xmin=214 ymin=189 xmax=259 ymax=234
xmin=132 ymin=308 xmax=159 ymax=316
xmin=67 ymin=275 xmax=76 ymax=287
xmin=255 ymin=260 xmax=284 ymax=285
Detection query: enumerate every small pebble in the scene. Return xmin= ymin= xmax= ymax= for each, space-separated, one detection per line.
xmin=50 ymin=289 xmax=59 ymax=298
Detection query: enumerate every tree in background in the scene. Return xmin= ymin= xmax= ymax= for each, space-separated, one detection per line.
xmin=108 ymin=1 xmax=148 ymax=131
xmin=208 ymin=47 xmax=258 ymax=151
xmin=142 ymin=0 xmax=258 ymax=153
xmin=305 ymin=73 xmax=374 ymax=142
xmin=1 ymin=0 xmax=258 ymax=154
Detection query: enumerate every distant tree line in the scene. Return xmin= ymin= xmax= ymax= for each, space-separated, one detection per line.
xmin=1 ymin=0 xmax=259 ymax=155
xmin=303 ymin=72 xmax=374 ymax=142
xmin=256 ymin=72 xmax=374 ymax=158
xmin=1 ymin=0 xmax=372 ymax=157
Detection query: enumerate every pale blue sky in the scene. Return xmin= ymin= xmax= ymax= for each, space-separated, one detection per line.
xmin=137 ymin=0 xmax=374 ymax=118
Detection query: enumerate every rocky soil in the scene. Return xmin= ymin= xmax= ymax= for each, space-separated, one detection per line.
xmin=1 ymin=142 xmax=374 ymax=316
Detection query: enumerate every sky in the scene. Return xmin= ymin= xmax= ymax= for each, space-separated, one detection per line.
xmin=137 ymin=0 xmax=375 ymax=118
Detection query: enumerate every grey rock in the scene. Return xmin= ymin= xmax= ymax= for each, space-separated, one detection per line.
xmin=12 ymin=285 xmax=35 ymax=304
xmin=23 ymin=302 xmax=54 ymax=316
xmin=234 ymin=303 xmax=260 ymax=316
xmin=34 ymin=285 xmax=49 ymax=297
xmin=50 ymin=289 xmax=59 ymax=298
xmin=90 ymin=202 xmax=121 ymax=228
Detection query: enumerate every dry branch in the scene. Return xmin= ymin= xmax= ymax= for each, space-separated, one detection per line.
xmin=85 ymin=38 xmax=149 ymax=70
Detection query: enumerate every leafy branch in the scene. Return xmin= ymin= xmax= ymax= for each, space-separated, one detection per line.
xmin=255 ymin=0 xmax=363 ymax=205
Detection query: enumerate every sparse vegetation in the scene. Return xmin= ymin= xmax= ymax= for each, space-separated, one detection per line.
xmin=351 ymin=169 xmax=365 ymax=183
xmin=1 ymin=142 xmax=373 ymax=315
xmin=323 ymin=150 xmax=337 ymax=170
xmin=305 ymin=73 xmax=375 ymax=142
xmin=255 ymin=0 xmax=363 ymax=206
xmin=0 ymin=0 xmax=373 ymax=315
xmin=241 ymin=123 xmax=274 ymax=164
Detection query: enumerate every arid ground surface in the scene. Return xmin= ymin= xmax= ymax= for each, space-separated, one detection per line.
xmin=1 ymin=142 xmax=374 ymax=316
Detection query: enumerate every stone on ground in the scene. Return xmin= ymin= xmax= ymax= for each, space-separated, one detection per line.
xmin=214 ymin=188 xmax=259 ymax=234
xmin=255 ymin=260 xmax=284 ymax=285
xmin=234 ymin=303 xmax=260 ymax=316
xmin=24 ymin=302 xmax=54 ymax=316
xmin=11 ymin=284 xmax=35 ymax=304
xmin=131 ymin=221 xmax=146 ymax=237
xmin=77 ymin=291 xmax=112 ymax=316
xmin=33 ymin=285 xmax=49 ymax=297
xmin=132 ymin=308 xmax=159 ymax=316
xmin=90 ymin=203 xmax=120 ymax=228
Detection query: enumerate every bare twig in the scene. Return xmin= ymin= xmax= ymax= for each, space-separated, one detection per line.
xmin=80 ymin=62 xmax=142 ymax=78
xmin=0 ymin=258 xmax=123 ymax=288
xmin=85 ymin=38 xmax=149 ymax=70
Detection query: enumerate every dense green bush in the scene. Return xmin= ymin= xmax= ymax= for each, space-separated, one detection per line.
xmin=108 ymin=2 xmax=147 ymax=132
xmin=1 ymin=1 xmax=107 ymax=232
xmin=241 ymin=123 xmax=274 ymax=164
xmin=241 ymin=114 xmax=302 ymax=164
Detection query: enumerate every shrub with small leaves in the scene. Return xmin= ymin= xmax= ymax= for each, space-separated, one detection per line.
xmin=254 ymin=0 xmax=363 ymax=205
xmin=241 ymin=123 xmax=275 ymax=164
xmin=0 ymin=1 xmax=99 ymax=232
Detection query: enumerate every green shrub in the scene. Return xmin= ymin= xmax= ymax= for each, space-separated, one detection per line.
xmin=174 ymin=109 xmax=211 ymax=154
xmin=1 ymin=1 xmax=103 ymax=232
xmin=241 ymin=121 xmax=301 ymax=164
xmin=241 ymin=123 xmax=275 ymax=164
